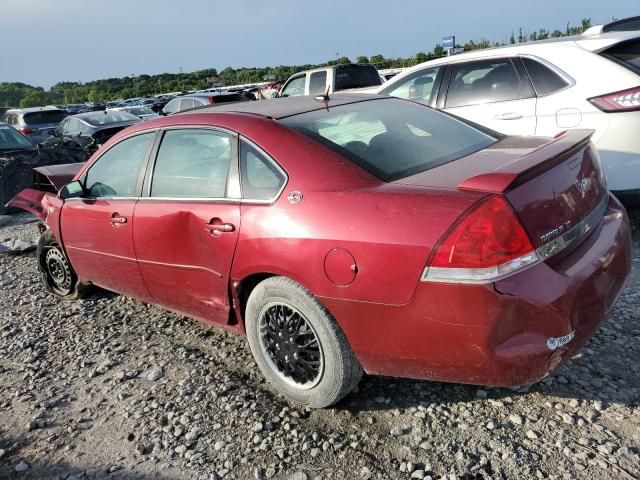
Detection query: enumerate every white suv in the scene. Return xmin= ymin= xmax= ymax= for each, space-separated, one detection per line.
xmin=376 ymin=28 xmax=640 ymax=200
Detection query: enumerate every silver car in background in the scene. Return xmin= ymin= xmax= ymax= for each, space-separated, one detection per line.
xmin=1 ymin=106 xmax=68 ymax=144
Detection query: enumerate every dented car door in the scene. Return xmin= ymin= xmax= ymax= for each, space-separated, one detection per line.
xmin=133 ymin=128 xmax=240 ymax=325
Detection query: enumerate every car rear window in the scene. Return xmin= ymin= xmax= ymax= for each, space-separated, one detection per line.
xmin=23 ymin=110 xmax=67 ymax=125
xmin=212 ymin=94 xmax=246 ymax=104
xmin=82 ymin=111 xmax=139 ymax=126
xmin=602 ymin=39 xmax=640 ymax=75
xmin=281 ymin=98 xmax=497 ymax=182
xmin=334 ymin=65 xmax=382 ymax=91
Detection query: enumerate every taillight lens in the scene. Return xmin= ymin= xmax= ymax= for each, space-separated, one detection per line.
xmin=208 ymin=95 xmax=216 ymax=104
xmin=18 ymin=128 xmax=34 ymax=134
xmin=422 ymin=196 xmax=539 ymax=284
xmin=588 ymin=86 xmax=640 ymax=112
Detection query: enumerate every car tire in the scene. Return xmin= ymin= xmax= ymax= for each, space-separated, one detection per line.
xmin=37 ymin=230 xmax=92 ymax=300
xmin=245 ymin=276 xmax=362 ymax=408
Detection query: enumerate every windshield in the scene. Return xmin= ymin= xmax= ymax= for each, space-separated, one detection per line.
xmin=281 ymin=98 xmax=497 ymax=181
xmin=81 ymin=111 xmax=139 ymax=126
xmin=334 ymin=65 xmax=382 ymax=91
xmin=602 ymin=39 xmax=640 ymax=74
xmin=23 ymin=110 xmax=67 ymax=125
xmin=0 ymin=125 xmax=35 ymax=150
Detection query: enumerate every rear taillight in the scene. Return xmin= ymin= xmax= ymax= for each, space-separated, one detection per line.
xmin=422 ymin=196 xmax=539 ymax=284
xmin=588 ymin=86 xmax=640 ymax=112
xmin=18 ymin=127 xmax=34 ymax=134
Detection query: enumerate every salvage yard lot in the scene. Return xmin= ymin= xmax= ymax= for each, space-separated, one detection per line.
xmin=0 ymin=209 xmax=638 ymax=480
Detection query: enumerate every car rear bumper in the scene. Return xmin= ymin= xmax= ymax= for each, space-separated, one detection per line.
xmin=321 ymin=194 xmax=632 ymax=387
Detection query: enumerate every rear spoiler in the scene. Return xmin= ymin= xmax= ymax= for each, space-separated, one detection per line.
xmin=457 ymin=130 xmax=595 ymax=194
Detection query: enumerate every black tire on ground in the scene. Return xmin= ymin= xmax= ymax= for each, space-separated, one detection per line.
xmin=245 ymin=276 xmax=362 ymax=408
xmin=37 ymin=230 xmax=92 ymax=300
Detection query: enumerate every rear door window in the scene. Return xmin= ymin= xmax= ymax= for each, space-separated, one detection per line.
xmin=180 ymin=98 xmax=196 ymax=111
xmin=602 ymin=39 xmax=640 ymax=74
xmin=445 ymin=59 xmax=528 ymax=108
xmin=151 ymin=129 xmax=232 ymax=198
xmin=521 ymin=57 xmax=570 ymax=96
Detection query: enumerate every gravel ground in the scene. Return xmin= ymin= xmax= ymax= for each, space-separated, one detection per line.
xmin=0 ymin=207 xmax=638 ymax=480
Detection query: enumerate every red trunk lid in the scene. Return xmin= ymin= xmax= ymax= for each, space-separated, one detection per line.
xmin=503 ymin=139 xmax=606 ymax=250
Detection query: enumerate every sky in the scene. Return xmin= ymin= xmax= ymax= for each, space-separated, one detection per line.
xmin=1 ymin=0 xmax=638 ymax=89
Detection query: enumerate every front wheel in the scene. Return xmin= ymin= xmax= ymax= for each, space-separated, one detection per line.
xmin=245 ymin=277 xmax=362 ymax=408
xmin=37 ymin=230 xmax=91 ymax=300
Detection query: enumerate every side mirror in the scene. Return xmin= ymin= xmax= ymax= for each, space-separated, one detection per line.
xmin=60 ymin=180 xmax=85 ymax=200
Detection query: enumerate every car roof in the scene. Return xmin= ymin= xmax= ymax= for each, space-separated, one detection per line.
xmin=380 ymin=30 xmax=640 ymax=87
xmin=183 ymin=92 xmax=245 ymax=99
xmin=183 ymin=93 xmax=385 ymax=120
xmin=5 ymin=106 xmax=64 ymax=114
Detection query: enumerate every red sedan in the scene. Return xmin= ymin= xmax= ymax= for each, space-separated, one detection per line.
xmin=10 ymin=95 xmax=631 ymax=407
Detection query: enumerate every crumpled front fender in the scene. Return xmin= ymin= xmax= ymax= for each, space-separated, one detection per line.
xmin=6 ymin=189 xmax=60 ymax=225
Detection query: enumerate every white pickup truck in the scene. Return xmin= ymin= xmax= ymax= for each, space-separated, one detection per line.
xmin=279 ymin=64 xmax=383 ymax=97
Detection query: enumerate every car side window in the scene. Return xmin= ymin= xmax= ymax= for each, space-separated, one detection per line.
xmin=381 ymin=67 xmax=441 ymax=103
xmin=445 ymin=59 xmax=525 ymax=108
xmin=180 ymin=98 xmax=196 ymax=111
xmin=151 ymin=129 xmax=232 ymax=198
xmin=63 ymin=118 xmax=82 ymax=136
xmin=240 ymin=140 xmax=286 ymax=201
xmin=309 ymin=71 xmax=328 ymax=95
xmin=521 ymin=57 xmax=570 ymax=96
xmin=163 ymin=98 xmax=180 ymax=115
xmin=56 ymin=118 xmax=69 ymax=135
xmin=281 ymin=75 xmax=306 ymax=97
xmin=84 ymin=132 xmax=154 ymax=198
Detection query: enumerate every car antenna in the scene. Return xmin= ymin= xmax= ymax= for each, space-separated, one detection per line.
xmin=314 ymin=85 xmax=330 ymax=103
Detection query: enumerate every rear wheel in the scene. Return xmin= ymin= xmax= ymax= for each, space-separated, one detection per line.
xmin=38 ymin=230 xmax=91 ymax=300
xmin=245 ymin=277 xmax=362 ymax=408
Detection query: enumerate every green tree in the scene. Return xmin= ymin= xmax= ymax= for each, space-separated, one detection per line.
xmin=415 ymin=52 xmax=429 ymax=63
xmin=369 ymin=54 xmax=387 ymax=67
xmin=18 ymin=89 xmax=47 ymax=107
xmin=355 ymin=56 xmax=369 ymax=64
xmin=510 ymin=32 xmax=516 ymax=44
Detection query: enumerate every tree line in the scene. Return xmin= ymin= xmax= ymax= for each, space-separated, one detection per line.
xmin=1 ymin=19 xmax=593 ymax=108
